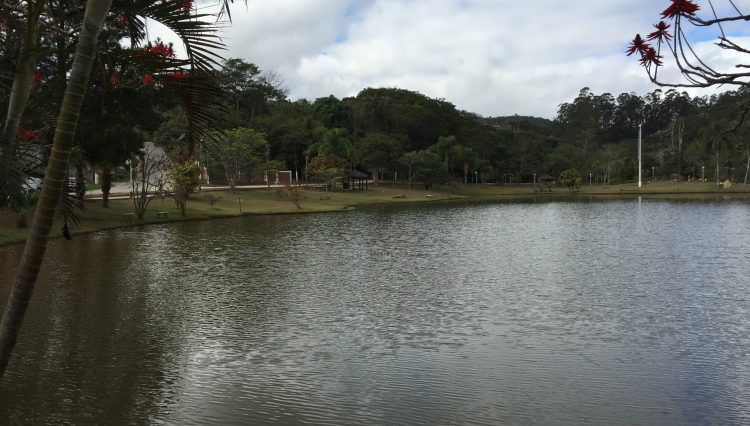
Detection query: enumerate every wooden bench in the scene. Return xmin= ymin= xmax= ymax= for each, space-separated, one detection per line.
xmin=156 ymin=211 xmax=169 ymax=219
xmin=122 ymin=213 xmax=134 ymax=223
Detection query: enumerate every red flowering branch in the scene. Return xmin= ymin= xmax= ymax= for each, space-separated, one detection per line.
xmin=626 ymin=34 xmax=650 ymax=56
xmin=647 ymin=21 xmax=672 ymax=42
xmin=628 ymin=0 xmax=750 ymax=88
xmin=144 ymin=40 xmax=176 ymax=58
xmin=661 ymin=0 xmax=700 ymax=19
xmin=16 ymin=128 xmax=39 ymax=141
xmin=640 ymin=48 xmax=663 ymax=67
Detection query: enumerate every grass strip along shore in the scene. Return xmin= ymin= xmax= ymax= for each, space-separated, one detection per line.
xmin=2 ymin=181 xmax=749 ymax=247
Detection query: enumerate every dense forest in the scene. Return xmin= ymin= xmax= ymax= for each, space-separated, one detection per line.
xmin=201 ymin=61 xmax=750 ymax=187
xmin=9 ymin=55 xmax=750 ymax=189
xmin=156 ymin=59 xmax=750 ymax=187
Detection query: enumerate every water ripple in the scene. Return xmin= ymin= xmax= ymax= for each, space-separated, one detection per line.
xmin=1 ymin=199 xmax=749 ymax=424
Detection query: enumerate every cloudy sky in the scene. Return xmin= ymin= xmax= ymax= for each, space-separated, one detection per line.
xmin=165 ymin=0 xmax=748 ymax=119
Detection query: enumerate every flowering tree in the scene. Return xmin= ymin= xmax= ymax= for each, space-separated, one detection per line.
xmin=131 ymin=143 xmax=171 ymax=220
xmin=628 ymin=0 xmax=750 ymax=88
xmin=0 ymin=0 xmax=228 ymax=208
xmin=0 ymin=0 xmax=239 ymax=380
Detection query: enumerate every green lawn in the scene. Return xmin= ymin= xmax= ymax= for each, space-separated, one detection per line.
xmin=0 ymin=185 xmax=464 ymax=246
xmin=2 ymin=181 xmax=749 ymax=246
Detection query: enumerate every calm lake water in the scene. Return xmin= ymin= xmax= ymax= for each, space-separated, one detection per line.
xmin=1 ymin=198 xmax=749 ymax=424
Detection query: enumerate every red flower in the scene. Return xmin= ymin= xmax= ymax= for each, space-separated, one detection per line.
xmin=169 ymin=70 xmax=188 ymax=79
xmin=16 ymin=128 xmax=39 ymax=141
xmin=33 ymin=68 xmax=41 ymax=83
xmin=118 ymin=15 xmax=128 ymax=26
xmin=626 ymin=34 xmax=650 ymax=56
xmin=143 ymin=74 xmax=155 ymax=85
xmin=110 ymin=73 xmax=118 ymax=85
xmin=183 ymin=1 xmax=193 ymax=11
xmin=661 ymin=0 xmax=700 ymax=19
xmin=144 ymin=41 xmax=175 ymax=58
xmin=647 ymin=21 xmax=672 ymax=42
xmin=640 ymin=47 xmax=663 ymax=67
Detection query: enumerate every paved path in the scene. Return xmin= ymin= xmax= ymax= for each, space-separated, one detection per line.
xmin=84 ymin=181 xmax=303 ymax=200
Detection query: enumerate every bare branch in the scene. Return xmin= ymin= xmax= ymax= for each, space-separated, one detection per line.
xmin=634 ymin=1 xmax=750 ymax=89
xmin=687 ymin=14 xmax=750 ymax=26
xmin=717 ymin=37 xmax=750 ymax=55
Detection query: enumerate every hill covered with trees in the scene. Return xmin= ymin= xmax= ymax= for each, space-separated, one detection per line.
xmin=9 ymin=54 xmax=750 ymax=192
xmin=154 ymin=59 xmax=748 ymax=187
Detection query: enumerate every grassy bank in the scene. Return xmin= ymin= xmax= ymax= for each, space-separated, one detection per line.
xmin=0 ymin=185 xmax=464 ymax=246
xmin=2 ymin=181 xmax=749 ymax=246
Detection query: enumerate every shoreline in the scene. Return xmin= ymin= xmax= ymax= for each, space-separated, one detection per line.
xmin=2 ymin=182 xmax=750 ymax=247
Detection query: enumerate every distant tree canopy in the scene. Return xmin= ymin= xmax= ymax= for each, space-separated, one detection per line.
xmin=211 ymin=127 xmax=268 ymax=192
xmin=44 ymin=51 xmax=745 ymax=191
xmin=155 ymin=62 xmax=750 ymax=187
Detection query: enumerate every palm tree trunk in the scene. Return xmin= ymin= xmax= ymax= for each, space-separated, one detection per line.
xmin=0 ymin=0 xmax=114 ymax=380
xmin=99 ymin=168 xmax=113 ymax=208
xmin=75 ymin=163 xmax=86 ymax=208
xmin=0 ymin=15 xmax=39 ymax=200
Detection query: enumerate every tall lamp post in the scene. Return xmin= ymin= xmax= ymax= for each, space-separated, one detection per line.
xmin=125 ymin=159 xmax=132 ymax=187
xmin=638 ymin=122 xmax=643 ymax=188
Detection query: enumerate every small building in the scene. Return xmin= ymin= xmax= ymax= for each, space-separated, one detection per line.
xmin=342 ymin=170 xmax=369 ymax=190
xmin=538 ymin=174 xmax=555 ymax=183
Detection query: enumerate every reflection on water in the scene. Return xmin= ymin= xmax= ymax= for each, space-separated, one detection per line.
xmin=1 ymin=199 xmax=749 ymax=424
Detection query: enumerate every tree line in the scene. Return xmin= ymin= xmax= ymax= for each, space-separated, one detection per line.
xmin=553 ymin=86 xmax=750 ymax=185
xmin=145 ymin=60 xmax=750 ymax=189
xmin=9 ymin=52 xmax=750 ymax=208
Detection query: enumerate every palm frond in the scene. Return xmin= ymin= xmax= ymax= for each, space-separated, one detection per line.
xmin=0 ymin=139 xmax=45 ymax=209
xmin=161 ymin=69 xmax=228 ymax=157
xmin=113 ymin=0 xmax=227 ymax=72
xmin=216 ymin=0 xmax=237 ymax=23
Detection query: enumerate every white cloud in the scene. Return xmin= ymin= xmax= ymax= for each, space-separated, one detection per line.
xmin=157 ymin=0 xmax=750 ymax=118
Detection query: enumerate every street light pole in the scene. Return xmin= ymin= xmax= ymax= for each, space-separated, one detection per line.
xmin=589 ymin=172 xmax=592 ymax=190
xmin=638 ymin=122 xmax=642 ymax=188
xmin=126 ymin=159 xmax=132 ymax=187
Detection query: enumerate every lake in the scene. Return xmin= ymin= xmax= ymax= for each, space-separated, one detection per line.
xmin=1 ymin=198 xmax=749 ymax=424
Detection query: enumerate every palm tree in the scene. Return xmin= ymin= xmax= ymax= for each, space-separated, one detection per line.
xmin=559 ymin=168 xmax=582 ymax=192
xmin=0 ymin=1 xmax=48 ymax=208
xmin=0 ymin=0 xmax=115 ymax=381
xmin=0 ymin=0 xmax=236 ymax=379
